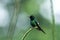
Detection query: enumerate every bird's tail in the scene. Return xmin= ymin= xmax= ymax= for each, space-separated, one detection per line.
xmin=35 ymin=20 xmax=46 ymax=34
xmin=37 ymin=25 xmax=46 ymax=34
xmin=36 ymin=23 xmax=45 ymax=34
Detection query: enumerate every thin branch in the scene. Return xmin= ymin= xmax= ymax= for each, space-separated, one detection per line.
xmin=50 ymin=0 xmax=56 ymax=40
xmin=21 ymin=28 xmax=33 ymax=40
xmin=7 ymin=0 xmax=20 ymax=40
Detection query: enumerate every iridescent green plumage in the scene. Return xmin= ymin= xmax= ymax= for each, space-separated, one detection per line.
xmin=30 ymin=15 xmax=45 ymax=33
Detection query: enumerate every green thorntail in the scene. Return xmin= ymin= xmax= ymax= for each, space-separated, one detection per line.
xmin=30 ymin=15 xmax=45 ymax=33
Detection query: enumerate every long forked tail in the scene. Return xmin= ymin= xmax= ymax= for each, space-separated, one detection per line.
xmin=37 ymin=25 xmax=46 ymax=34
xmin=35 ymin=21 xmax=46 ymax=34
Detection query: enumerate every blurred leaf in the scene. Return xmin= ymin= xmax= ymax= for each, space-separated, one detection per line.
xmin=22 ymin=0 xmax=44 ymax=14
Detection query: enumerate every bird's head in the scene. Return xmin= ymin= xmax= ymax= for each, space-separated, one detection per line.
xmin=30 ymin=15 xmax=35 ymax=20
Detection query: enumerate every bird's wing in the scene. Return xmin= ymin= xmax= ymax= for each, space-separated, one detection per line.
xmin=35 ymin=20 xmax=45 ymax=34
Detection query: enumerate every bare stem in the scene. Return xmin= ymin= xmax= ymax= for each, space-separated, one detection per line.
xmin=50 ymin=0 xmax=56 ymax=40
xmin=21 ymin=28 xmax=33 ymax=40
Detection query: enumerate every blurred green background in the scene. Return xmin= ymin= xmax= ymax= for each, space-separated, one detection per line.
xmin=0 ymin=0 xmax=60 ymax=40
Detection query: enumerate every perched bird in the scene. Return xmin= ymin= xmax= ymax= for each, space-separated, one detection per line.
xmin=29 ymin=15 xmax=45 ymax=33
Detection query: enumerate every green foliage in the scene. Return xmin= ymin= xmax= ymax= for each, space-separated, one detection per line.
xmin=21 ymin=0 xmax=44 ymax=15
xmin=22 ymin=0 xmax=39 ymax=14
xmin=0 ymin=0 xmax=60 ymax=40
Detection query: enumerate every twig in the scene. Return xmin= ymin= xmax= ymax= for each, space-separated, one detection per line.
xmin=50 ymin=0 xmax=56 ymax=40
xmin=21 ymin=28 xmax=33 ymax=40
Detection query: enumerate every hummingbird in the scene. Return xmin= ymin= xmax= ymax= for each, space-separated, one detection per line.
xmin=29 ymin=15 xmax=45 ymax=33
